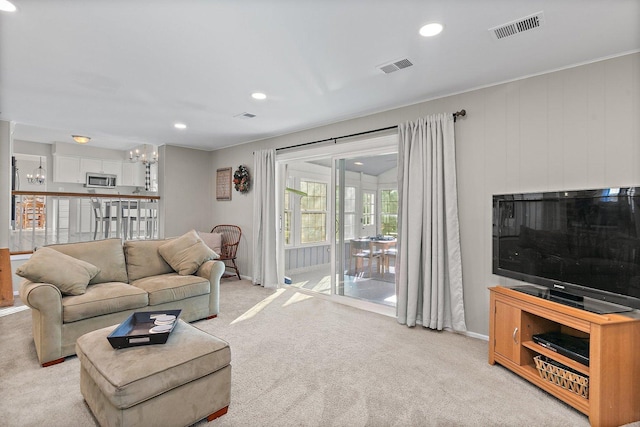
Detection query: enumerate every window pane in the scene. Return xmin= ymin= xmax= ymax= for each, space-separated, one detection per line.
xmin=284 ymin=211 xmax=291 ymax=244
xmin=344 ymin=213 xmax=355 ymax=239
xmin=362 ymin=192 xmax=375 ymax=226
xmin=300 ymin=180 xmax=328 ymax=243
xmin=284 ymin=184 xmax=292 ymax=245
xmin=381 ymin=189 xmax=398 ymax=236
xmin=301 ymin=181 xmax=327 ymax=211
xmin=301 ymin=213 xmax=326 ymax=243
xmin=345 ymin=187 xmax=356 ymax=212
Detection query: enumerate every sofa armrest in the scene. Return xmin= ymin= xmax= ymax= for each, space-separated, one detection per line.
xmin=19 ymin=280 xmax=63 ymax=314
xmin=19 ymin=280 xmax=64 ymax=365
xmin=196 ymin=260 xmax=225 ymax=316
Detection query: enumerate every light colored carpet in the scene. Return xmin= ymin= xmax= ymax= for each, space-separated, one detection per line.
xmin=0 ymin=279 xmax=593 ymax=426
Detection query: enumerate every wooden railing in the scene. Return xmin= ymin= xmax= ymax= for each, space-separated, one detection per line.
xmin=10 ymin=191 xmax=161 ymax=254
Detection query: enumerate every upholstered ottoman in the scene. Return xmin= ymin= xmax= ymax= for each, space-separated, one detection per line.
xmin=76 ymin=320 xmax=231 ymax=427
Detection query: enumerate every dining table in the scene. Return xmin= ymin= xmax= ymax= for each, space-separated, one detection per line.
xmin=103 ymin=200 xmax=137 ymax=238
xmin=350 ymin=237 xmax=397 ymax=276
xmin=103 ymin=199 xmax=158 ymax=239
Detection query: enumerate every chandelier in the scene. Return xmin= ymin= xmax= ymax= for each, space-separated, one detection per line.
xmin=129 ymin=145 xmax=158 ymax=165
xmin=27 ymin=157 xmax=46 ymax=185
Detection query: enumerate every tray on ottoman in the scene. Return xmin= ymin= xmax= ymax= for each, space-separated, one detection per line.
xmin=107 ymin=309 xmax=181 ymax=349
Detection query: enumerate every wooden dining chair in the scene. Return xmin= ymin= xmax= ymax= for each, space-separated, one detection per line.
xmin=349 ymin=239 xmax=382 ymax=277
xmin=21 ymin=197 xmax=46 ymax=229
xmin=210 ymin=225 xmax=242 ymax=280
xmin=382 ymin=247 xmax=397 ymax=274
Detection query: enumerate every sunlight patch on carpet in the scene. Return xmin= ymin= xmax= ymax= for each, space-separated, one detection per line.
xmin=311 ymin=275 xmax=331 ymax=292
xmin=289 ymin=280 xmax=309 ymax=288
xmin=384 ymin=294 xmax=397 ymax=304
xmin=230 ymin=288 xmax=287 ymax=324
xmin=282 ymin=291 xmax=314 ymax=307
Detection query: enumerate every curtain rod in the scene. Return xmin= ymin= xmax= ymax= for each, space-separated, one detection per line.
xmin=275 ymin=109 xmax=466 ymax=152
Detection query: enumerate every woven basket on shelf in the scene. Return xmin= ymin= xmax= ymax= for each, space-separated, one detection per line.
xmin=534 ymin=355 xmax=589 ymax=399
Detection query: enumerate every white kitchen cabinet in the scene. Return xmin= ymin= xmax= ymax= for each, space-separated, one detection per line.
xmin=121 ymin=162 xmax=145 ymax=187
xmin=55 ymin=198 xmax=69 ymax=230
xmin=101 ymin=160 xmax=123 ymax=180
xmin=80 ymin=158 xmax=102 ymax=177
xmin=53 ymin=155 xmax=82 ymax=183
xmin=55 ymin=155 xmax=124 ymax=185
xmin=78 ymin=198 xmax=94 ymax=233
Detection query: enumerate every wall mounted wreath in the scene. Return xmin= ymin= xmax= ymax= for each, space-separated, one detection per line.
xmin=233 ymin=165 xmax=251 ymax=193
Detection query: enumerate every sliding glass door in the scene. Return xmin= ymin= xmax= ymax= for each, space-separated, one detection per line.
xmin=277 ymin=133 xmax=398 ymax=311
xmin=282 ymin=162 xmax=332 ymax=295
xmin=334 ymin=153 xmax=397 ymax=306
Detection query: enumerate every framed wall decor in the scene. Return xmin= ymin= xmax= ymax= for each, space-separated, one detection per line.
xmin=216 ymin=167 xmax=232 ymax=201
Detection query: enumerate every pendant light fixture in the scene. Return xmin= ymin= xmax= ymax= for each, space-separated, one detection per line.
xmin=129 ymin=144 xmax=159 ymax=165
xmin=27 ymin=157 xmax=46 ymax=185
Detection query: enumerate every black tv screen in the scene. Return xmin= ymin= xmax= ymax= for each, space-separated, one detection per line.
xmin=493 ymin=187 xmax=640 ymax=311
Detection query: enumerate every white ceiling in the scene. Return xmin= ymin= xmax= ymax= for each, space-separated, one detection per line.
xmin=1 ymin=0 xmax=638 ymax=152
xmin=309 ymin=153 xmax=398 ymax=177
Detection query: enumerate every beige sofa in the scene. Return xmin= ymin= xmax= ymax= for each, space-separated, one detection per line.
xmin=18 ymin=237 xmax=225 ymax=367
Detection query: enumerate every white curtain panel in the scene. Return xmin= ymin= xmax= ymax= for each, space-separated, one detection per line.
xmin=252 ymin=149 xmax=279 ymax=288
xmin=396 ymin=113 xmax=467 ymax=331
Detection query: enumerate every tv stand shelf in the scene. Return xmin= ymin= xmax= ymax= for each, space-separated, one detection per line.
xmin=489 ymin=286 xmax=640 ymax=427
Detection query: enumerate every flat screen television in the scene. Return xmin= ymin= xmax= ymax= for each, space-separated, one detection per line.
xmin=493 ymin=187 xmax=640 ymax=313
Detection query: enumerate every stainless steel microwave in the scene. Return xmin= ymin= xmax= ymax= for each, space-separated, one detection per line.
xmin=86 ymin=173 xmax=117 ymax=188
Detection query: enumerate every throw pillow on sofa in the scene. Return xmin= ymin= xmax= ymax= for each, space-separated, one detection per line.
xmin=16 ymin=247 xmax=101 ymax=295
xmin=159 ymin=229 xmax=219 ymax=275
xmin=196 ymin=231 xmax=222 ymax=256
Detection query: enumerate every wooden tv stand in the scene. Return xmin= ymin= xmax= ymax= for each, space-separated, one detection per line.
xmin=489 ymin=286 xmax=640 ymax=427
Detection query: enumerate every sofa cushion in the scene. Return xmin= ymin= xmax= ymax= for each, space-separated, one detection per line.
xmin=131 ymin=273 xmax=210 ymax=306
xmin=16 ymin=247 xmax=101 ymax=296
xmin=158 ymin=230 xmax=218 ymax=275
xmin=197 ymin=231 xmax=222 ymax=256
xmin=62 ymin=282 xmax=149 ymax=323
xmin=46 ymin=239 xmax=129 ymax=285
xmin=124 ymin=239 xmax=174 ymax=282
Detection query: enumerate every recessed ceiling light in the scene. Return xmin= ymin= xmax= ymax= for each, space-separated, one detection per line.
xmin=419 ymin=23 xmax=443 ymax=37
xmin=251 ymin=92 xmax=267 ymax=100
xmin=174 ymin=123 xmax=187 ymax=129
xmin=354 ymin=161 xmax=364 ymax=166
xmin=0 ymin=1 xmax=17 ymax=12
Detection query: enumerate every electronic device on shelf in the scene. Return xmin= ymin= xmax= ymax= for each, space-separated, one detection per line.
xmin=510 ymin=284 xmax=634 ymax=314
xmin=492 ymin=187 xmax=640 ymax=313
xmin=532 ymin=331 xmax=590 ymax=366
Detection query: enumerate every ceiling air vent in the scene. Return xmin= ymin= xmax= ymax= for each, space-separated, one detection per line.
xmin=378 ymin=58 xmax=413 ymax=74
xmin=234 ymin=112 xmax=256 ymax=119
xmin=489 ymin=11 xmax=545 ymax=40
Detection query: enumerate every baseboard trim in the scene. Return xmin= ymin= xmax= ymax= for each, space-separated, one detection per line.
xmin=462 ymin=330 xmax=489 ymax=341
xmin=0 ymin=305 xmax=30 ymax=317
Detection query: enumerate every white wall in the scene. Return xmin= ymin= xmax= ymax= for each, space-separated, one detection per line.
xmin=0 ymin=121 xmax=13 ymax=248
xmin=159 ymin=145 xmax=214 ymax=238
xmin=214 ymin=53 xmax=640 ymax=335
xmin=205 ymin=147 xmax=254 ymax=278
